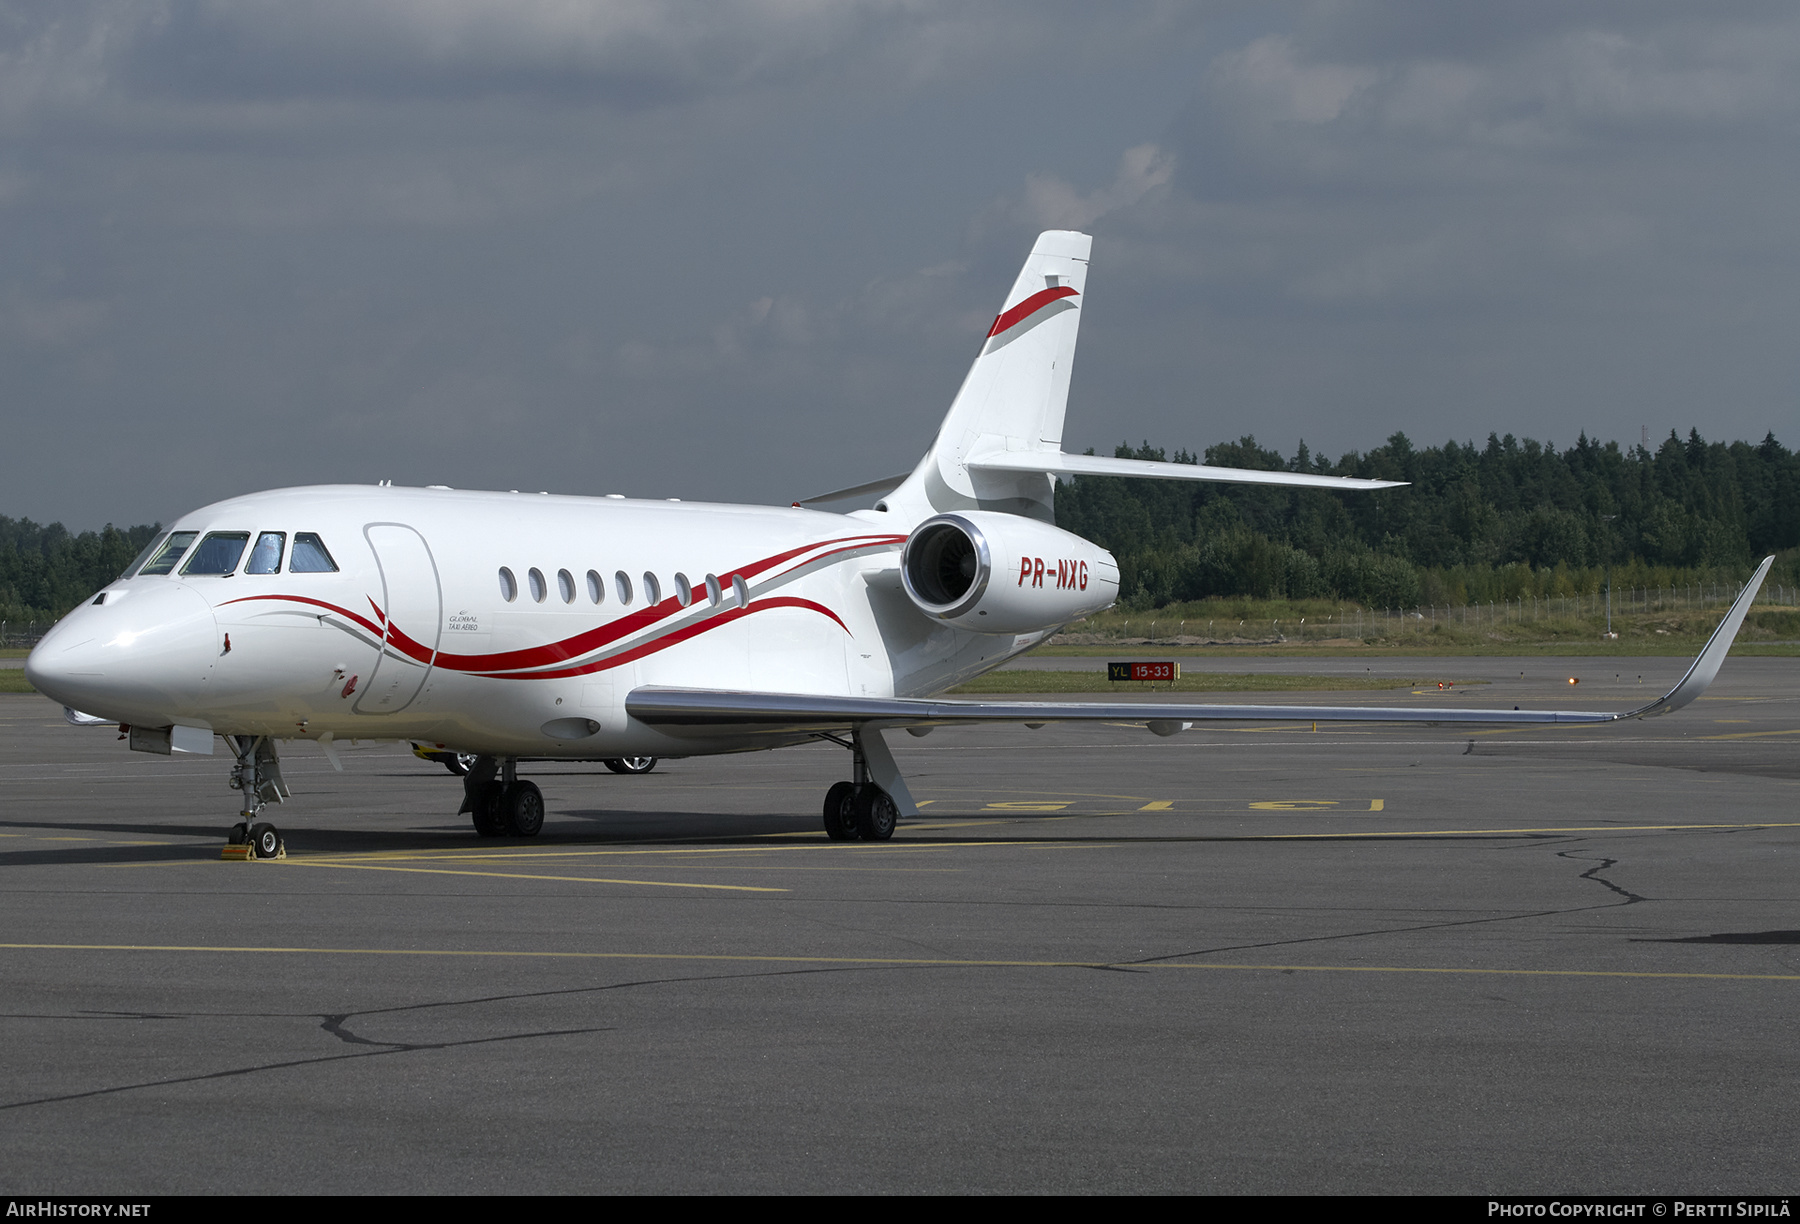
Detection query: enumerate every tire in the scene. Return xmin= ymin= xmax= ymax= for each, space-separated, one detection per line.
xmin=853 ymin=787 xmax=898 ymax=842
xmin=228 ymin=822 xmax=248 ymax=845
xmin=249 ymin=821 xmax=283 ymax=858
xmin=603 ymin=757 xmax=658 ymax=775
xmin=823 ymin=780 xmax=858 ymax=841
xmin=442 ymin=752 xmax=479 ymax=777
xmin=504 ymin=780 xmax=545 ymax=837
xmin=471 ymin=782 xmax=508 ymax=837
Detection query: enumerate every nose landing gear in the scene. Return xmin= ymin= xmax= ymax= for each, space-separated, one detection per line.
xmin=222 ymin=735 xmax=288 ymax=860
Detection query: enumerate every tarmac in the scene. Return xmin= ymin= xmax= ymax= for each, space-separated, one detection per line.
xmin=0 ymin=654 xmax=1795 ymax=1194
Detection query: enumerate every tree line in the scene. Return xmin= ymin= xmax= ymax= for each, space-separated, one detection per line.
xmin=1053 ymin=429 xmax=1800 ymax=611
xmin=1 ymin=519 xmax=161 ymax=627
xmin=5 ymin=427 xmax=1797 ymax=628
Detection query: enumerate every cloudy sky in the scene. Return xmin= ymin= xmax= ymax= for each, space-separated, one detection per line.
xmin=5 ymin=1 xmax=1797 ymax=530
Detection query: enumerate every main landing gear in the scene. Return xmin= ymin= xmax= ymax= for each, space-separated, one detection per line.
xmin=223 ymin=735 xmax=289 ymax=860
xmin=822 ymin=780 xmax=898 ymax=841
xmin=459 ymin=756 xmax=545 ymax=838
xmin=818 ymin=729 xmax=900 ymax=842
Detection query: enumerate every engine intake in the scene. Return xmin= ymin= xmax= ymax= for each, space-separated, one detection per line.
xmin=903 ymin=516 xmax=991 ymax=617
xmin=900 ymin=512 xmax=1118 ymax=634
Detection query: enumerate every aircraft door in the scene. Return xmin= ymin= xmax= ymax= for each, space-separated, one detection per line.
xmin=353 ymin=523 xmax=442 ymax=715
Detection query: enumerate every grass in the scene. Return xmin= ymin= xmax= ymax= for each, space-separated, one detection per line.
xmin=1036 ymin=641 xmax=1800 ymax=659
xmin=1035 ymin=640 xmax=1800 ymax=659
xmin=0 ymin=669 xmax=37 ymax=694
xmin=1047 ymin=605 xmax=1800 ymax=657
xmin=948 ymin=671 xmax=1480 ymax=695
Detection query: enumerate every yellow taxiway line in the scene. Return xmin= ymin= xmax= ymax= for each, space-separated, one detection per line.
xmin=1 ymin=942 xmax=1796 ymax=982
xmin=279 ymin=859 xmax=789 ymax=892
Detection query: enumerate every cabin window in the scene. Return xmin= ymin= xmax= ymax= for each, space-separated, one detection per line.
xmin=557 ymin=568 xmax=576 ymax=604
xmin=122 ymin=533 xmax=169 ymax=579
xmin=246 ymin=532 xmax=285 ymax=575
xmin=732 ymin=575 xmax=749 ymax=608
xmin=586 ymin=570 xmax=604 ymax=605
xmin=137 ymin=532 xmax=198 ymax=576
xmin=498 ymin=567 xmax=518 ymax=602
xmin=615 ymin=571 xmax=633 ymax=605
xmin=674 ymin=573 xmax=693 ymax=607
xmin=642 ymin=572 xmax=662 ymax=605
xmin=705 ymin=574 xmax=723 ymax=606
xmin=528 ymin=568 xmax=547 ymax=603
xmin=290 ymin=533 xmax=338 ymax=573
xmin=181 ymin=532 xmax=251 ymax=576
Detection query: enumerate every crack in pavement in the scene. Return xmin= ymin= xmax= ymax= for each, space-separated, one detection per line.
xmin=0 ymin=963 xmax=889 ymax=1112
xmin=1558 ymin=849 xmax=1648 ymax=904
xmin=0 ymin=1026 xmax=613 ymax=1113
xmin=1127 ymin=836 xmax=1658 ymax=965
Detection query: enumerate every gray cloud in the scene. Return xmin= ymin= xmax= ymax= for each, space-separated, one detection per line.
xmin=2 ymin=2 xmax=1795 ymax=529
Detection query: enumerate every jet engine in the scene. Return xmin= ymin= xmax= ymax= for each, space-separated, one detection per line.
xmin=899 ymin=512 xmax=1119 ymax=634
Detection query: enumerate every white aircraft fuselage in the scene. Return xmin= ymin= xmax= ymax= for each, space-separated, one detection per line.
xmin=34 ymin=485 xmax=1108 ymax=758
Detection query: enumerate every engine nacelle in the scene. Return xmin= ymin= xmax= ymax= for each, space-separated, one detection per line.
xmin=900 ymin=512 xmax=1119 ymax=634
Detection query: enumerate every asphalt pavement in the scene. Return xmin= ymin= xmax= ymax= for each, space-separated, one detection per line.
xmin=1 ymin=656 xmax=1795 ymax=1193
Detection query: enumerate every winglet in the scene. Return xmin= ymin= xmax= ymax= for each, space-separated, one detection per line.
xmin=1631 ymin=555 xmax=1774 ymax=718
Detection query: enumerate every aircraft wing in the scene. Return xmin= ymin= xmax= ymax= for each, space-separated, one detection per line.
xmin=629 ymin=556 xmax=1774 ymax=738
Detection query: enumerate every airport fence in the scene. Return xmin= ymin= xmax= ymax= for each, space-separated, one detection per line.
xmin=0 ymin=621 xmax=46 ymax=650
xmin=1102 ymin=581 xmax=1798 ymax=644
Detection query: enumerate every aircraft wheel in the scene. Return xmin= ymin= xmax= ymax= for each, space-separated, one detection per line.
xmin=443 ymin=753 xmax=480 ymax=777
xmin=249 ymin=822 xmax=283 ymax=859
xmin=228 ymin=822 xmax=249 ymax=845
xmin=603 ymin=757 xmax=658 ymax=775
xmin=822 ymin=781 xmax=859 ymax=841
xmin=471 ymin=782 xmax=508 ymax=837
xmin=504 ymin=780 xmax=545 ymax=838
xmin=853 ymin=787 xmax=898 ymax=842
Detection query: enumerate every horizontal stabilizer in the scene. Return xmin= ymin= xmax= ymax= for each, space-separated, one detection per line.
xmin=968 ymin=451 xmax=1406 ymax=492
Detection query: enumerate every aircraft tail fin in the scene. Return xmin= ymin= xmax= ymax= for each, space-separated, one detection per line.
xmin=884 ymin=231 xmax=1092 ymax=523
xmin=861 ymin=230 xmax=1401 ymax=524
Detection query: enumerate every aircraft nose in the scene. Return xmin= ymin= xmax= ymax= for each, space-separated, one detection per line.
xmin=25 ymin=583 xmax=219 ymax=724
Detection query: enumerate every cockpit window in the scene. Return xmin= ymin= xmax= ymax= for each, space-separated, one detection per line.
xmin=290 ymin=533 xmax=338 ymax=573
xmin=246 ymin=532 xmax=285 ymax=575
xmin=137 ymin=532 xmax=199 ymax=576
xmin=182 ymin=532 xmax=251 ymax=576
xmin=121 ymin=533 xmax=169 ymax=579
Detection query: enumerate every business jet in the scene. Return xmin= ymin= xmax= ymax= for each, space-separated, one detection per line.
xmin=25 ymin=231 xmax=1774 ymax=857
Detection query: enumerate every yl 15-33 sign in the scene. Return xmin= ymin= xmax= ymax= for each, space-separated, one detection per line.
xmin=1108 ymin=661 xmax=1180 ymax=683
